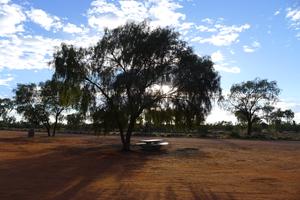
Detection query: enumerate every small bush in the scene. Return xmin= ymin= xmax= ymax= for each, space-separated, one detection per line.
xmin=230 ymin=131 xmax=240 ymax=138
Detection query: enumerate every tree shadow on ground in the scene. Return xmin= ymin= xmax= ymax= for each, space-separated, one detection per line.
xmin=165 ymin=183 xmax=235 ymax=200
xmin=0 ymin=144 xmax=150 ymax=200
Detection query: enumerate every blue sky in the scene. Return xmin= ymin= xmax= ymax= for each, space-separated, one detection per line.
xmin=1 ymin=0 xmax=300 ymax=122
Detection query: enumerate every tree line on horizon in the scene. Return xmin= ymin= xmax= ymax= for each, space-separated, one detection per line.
xmin=0 ymin=22 xmax=298 ymax=150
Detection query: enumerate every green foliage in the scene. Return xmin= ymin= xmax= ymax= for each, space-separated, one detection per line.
xmin=230 ymin=130 xmax=241 ymax=138
xmin=66 ymin=113 xmax=84 ymax=130
xmin=0 ymin=98 xmax=14 ymax=124
xmin=172 ymin=50 xmax=221 ymax=128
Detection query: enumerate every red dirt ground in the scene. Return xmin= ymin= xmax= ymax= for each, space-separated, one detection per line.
xmin=0 ymin=130 xmax=299 ymax=200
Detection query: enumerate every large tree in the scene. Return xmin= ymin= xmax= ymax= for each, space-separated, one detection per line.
xmin=225 ymin=78 xmax=280 ymax=136
xmin=51 ymin=22 xmax=221 ymax=151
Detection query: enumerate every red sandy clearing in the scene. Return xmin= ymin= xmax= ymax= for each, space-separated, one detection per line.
xmin=0 ymin=131 xmax=299 ymax=200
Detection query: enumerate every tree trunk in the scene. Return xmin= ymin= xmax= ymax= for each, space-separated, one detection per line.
xmin=47 ymin=127 xmax=51 ymax=137
xmin=52 ymin=120 xmax=57 ymax=137
xmin=122 ymin=117 xmax=136 ymax=151
xmin=52 ymin=110 xmax=62 ymax=137
xmin=122 ymin=132 xmax=132 ymax=151
xmin=116 ymin=115 xmax=126 ymax=150
xmin=247 ymin=120 xmax=252 ymax=136
xmin=119 ymin=128 xmax=126 ymax=149
xmin=122 ymin=138 xmax=131 ymax=151
xmin=28 ymin=128 xmax=35 ymax=137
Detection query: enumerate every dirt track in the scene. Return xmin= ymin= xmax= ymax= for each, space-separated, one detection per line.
xmin=0 ymin=131 xmax=299 ymax=200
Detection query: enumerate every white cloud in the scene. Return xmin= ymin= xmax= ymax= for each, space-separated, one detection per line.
xmin=87 ymin=0 xmax=186 ymax=30
xmin=0 ymin=77 xmax=14 ymax=86
xmin=252 ymin=41 xmax=260 ymax=47
xmin=0 ymin=0 xmax=10 ymax=3
xmin=286 ymin=7 xmax=300 ymax=39
xmin=243 ymin=41 xmax=261 ymax=53
xmin=192 ymin=23 xmax=250 ymax=46
xmin=0 ymin=35 xmax=62 ymax=70
xmin=214 ymin=64 xmax=240 ymax=73
xmin=274 ymin=10 xmax=280 ymax=16
xmin=211 ymin=50 xmax=224 ymax=62
xmin=0 ymin=1 xmax=26 ymax=36
xmin=211 ymin=50 xmax=240 ymax=73
xmin=286 ymin=8 xmax=300 ymax=22
xmin=201 ymin=18 xmax=214 ymax=24
xmin=26 ymin=8 xmax=62 ymax=31
xmin=243 ymin=46 xmax=254 ymax=53
xmin=65 ymin=34 xmax=101 ymax=48
xmin=149 ymin=0 xmax=185 ymax=27
xmin=0 ymin=31 xmax=105 ymax=70
xmin=196 ymin=25 xmax=216 ymax=32
xmin=63 ymin=23 xmax=85 ymax=34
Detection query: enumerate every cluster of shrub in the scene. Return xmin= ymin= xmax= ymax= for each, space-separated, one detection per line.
xmin=1 ymin=112 xmax=299 ymax=140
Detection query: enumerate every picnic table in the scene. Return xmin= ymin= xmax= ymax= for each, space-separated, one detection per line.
xmin=136 ymin=139 xmax=169 ymax=151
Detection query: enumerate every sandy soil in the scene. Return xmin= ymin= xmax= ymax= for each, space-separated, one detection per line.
xmin=0 ymin=131 xmax=299 ymax=200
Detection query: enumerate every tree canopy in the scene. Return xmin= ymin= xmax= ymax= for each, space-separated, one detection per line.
xmin=0 ymin=98 xmax=15 ymax=124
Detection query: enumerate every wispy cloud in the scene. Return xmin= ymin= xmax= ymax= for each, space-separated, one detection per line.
xmin=26 ymin=8 xmax=62 ymax=31
xmin=63 ymin=23 xmax=85 ymax=34
xmin=286 ymin=7 xmax=300 ymax=39
xmin=211 ymin=51 xmax=224 ymax=62
xmin=0 ymin=35 xmax=62 ymax=70
xmin=243 ymin=41 xmax=261 ymax=53
xmin=0 ymin=0 xmax=26 ymax=36
xmin=274 ymin=10 xmax=280 ymax=16
xmin=0 ymin=76 xmax=14 ymax=86
xmin=192 ymin=20 xmax=250 ymax=46
xmin=286 ymin=7 xmax=300 ymax=23
xmin=211 ymin=51 xmax=240 ymax=73
xmin=87 ymin=0 xmax=186 ymax=30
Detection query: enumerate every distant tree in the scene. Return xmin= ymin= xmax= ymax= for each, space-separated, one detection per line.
xmin=283 ymin=109 xmax=294 ymax=123
xmin=51 ymin=22 xmax=221 ymax=151
xmin=39 ymin=80 xmax=66 ymax=136
xmin=14 ymin=80 xmax=66 ymax=136
xmin=270 ymin=108 xmax=294 ymax=125
xmin=262 ymin=105 xmax=275 ymax=124
xmin=14 ymin=83 xmax=41 ymax=134
xmin=66 ymin=113 xmax=84 ymax=130
xmin=270 ymin=108 xmax=284 ymax=126
xmin=224 ymin=78 xmax=280 ymax=136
